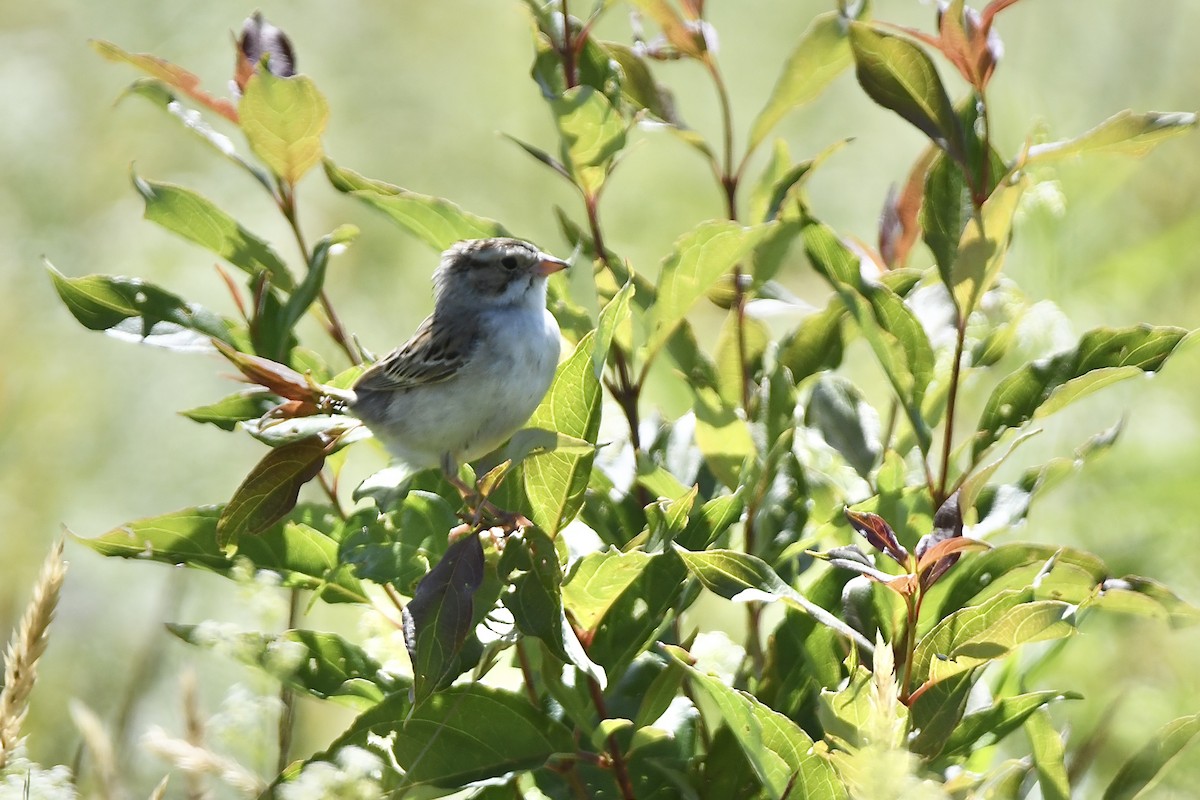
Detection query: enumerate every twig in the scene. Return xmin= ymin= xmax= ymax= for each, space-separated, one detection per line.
xmin=587 ymin=678 xmax=636 ymax=800
xmin=276 ymin=587 xmax=301 ymax=774
xmin=937 ymin=317 xmax=968 ymax=505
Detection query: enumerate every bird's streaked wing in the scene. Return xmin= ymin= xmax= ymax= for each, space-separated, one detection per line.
xmin=354 ymin=314 xmax=477 ymax=392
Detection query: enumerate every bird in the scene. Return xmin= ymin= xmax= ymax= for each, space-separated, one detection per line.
xmin=348 ymin=237 xmax=569 ymax=479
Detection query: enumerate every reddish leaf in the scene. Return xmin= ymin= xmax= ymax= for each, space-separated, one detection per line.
xmin=212 ymin=340 xmax=319 ymax=403
xmin=917 ymin=537 xmax=991 ymax=573
xmin=403 ymin=534 xmax=487 ymax=702
xmin=92 ymin=40 xmax=238 ymax=123
xmin=845 ymin=508 xmax=909 ymax=565
xmin=880 ymin=146 xmax=936 ymax=268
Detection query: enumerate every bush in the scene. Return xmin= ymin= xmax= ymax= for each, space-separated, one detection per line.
xmin=7 ymin=1 xmax=1198 ymax=797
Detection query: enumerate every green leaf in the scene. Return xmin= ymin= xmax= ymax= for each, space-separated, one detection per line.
xmin=167 ymin=624 xmax=400 ymax=709
xmin=602 ymin=41 xmax=678 ymax=123
xmin=76 ymin=505 xmax=365 ymax=602
xmin=675 ymin=547 xmax=872 ymax=650
xmin=666 ymin=647 xmax=848 ymax=800
xmin=817 ymin=664 xmax=876 ymax=748
xmin=561 ymin=549 xmax=655 ymax=633
xmin=576 ymin=554 xmax=687 ymax=675
xmin=940 ymin=690 xmax=1080 ymax=761
xmin=849 ymin=22 xmax=963 ymax=162
xmin=930 ymin=544 xmax=1108 ymax=618
xmin=324 ymin=160 xmax=508 ymax=250
xmin=523 ymin=331 xmax=603 ymax=535
xmin=778 ymin=302 xmax=845 ymax=382
xmin=675 ymin=491 xmax=745 ymax=551
xmin=973 ymin=325 xmax=1191 ymax=459
xmin=1027 ymin=110 xmax=1198 ymax=164
xmin=921 ymin=151 xmax=972 ymax=289
xmin=180 ymin=391 xmax=273 ymax=431
xmin=644 ymin=221 xmax=773 ymax=360
xmin=802 ymin=218 xmax=934 ymax=451
xmin=501 ymin=528 xmax=607 ymax=688
xmin=279 ymin=224 xmax=358 ymax=334
xmin=403 ymin=533 xmax=486 ymax=702
xmin=645 ymin=486 xmax=697 ymax=551
xmin=391 ymin=685 xmax=574 ymax=788
xmin=47 ymin=264 xmax=233 ymax=350
xmin=238 ymin=71 xmax=328 ymax=184
xmin=956 ymin=428 xmax=1041 ymax=518
xmin=131 ymin=174 xmax=293 ymax=289
xmin=1083 ymin=575 xmax=1200 ymax=629
xmin=805 ymin=374 xmax=881 ymax=477
xmin=1104 ymin=712 xmax=1200 ymax=800
xmin=551 ymin=85 xmax=627 ymax=195
xmin=217 ymin=436 xmax=329 ymax=551
xmin=594 ymin=280 xmax=635 ymax=378
xmin=747 ymin=9 xmax=862 ymax=155
xmin=691 ymin=385 xmax=755 ymax=488
xmin=338 ymin=491 xmax=457 ymax=593
xmin=912 ymin=589 xmax=1074 ymax=687
xmin=908 ymin=669 xmax=979 ymax=760
xmin=1025 ymin=707 xmax=1070 ymax=800
xmin=950 ymin=176 xmax=1026 ymax=316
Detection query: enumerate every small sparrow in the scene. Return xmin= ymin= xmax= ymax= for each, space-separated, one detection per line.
xmin=350 ymin=238 xmax=568 ymax=475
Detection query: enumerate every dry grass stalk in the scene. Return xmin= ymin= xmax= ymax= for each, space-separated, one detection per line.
xmin=147 ymin=775 xmax=170 ymax=800
xmin=180 ymin=670 xmax=207 ymax=800
xmin=142 ymin=726 xmax=265 ymax=795
xmin=0 ymin=538 xmax=68 ymax=770
xmin=69 ymin=698 xmax=120 ymax=799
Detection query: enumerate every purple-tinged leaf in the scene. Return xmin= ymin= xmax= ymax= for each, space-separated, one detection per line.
xmin=403 ymin=533 xmax=486 ymax=702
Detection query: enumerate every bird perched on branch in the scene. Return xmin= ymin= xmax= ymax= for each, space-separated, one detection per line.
xmin=348 ymin=237 xmax=569 ymax=477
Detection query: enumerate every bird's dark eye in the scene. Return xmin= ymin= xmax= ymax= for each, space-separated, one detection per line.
xmin=500 ymin=255 xmax=519 ymax=271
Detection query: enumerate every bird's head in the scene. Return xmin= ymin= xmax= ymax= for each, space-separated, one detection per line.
xmin=433 ymin=238 xmax=569 ymax=309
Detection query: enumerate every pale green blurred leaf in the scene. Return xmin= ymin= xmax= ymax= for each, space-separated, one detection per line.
xmin=325 ymin=160 xmax=508 ymax=250
xmin=168 ymin=624 xmax=400 ymax=709
xmin=1025 ymin=708 xmax=1070 ymax=800
xmin=239 ymin=71 xmax=329 ymax=184
xmin=951 ymin=177 xmax=1025 ymax=316
xmin=805 ymin=374 xmax=881 ymax=478
xmin=691 ymin=385 xmax=755 ymax=488
xmin=747 ymin=9 xmax=861 ymax=155
xmin=941 ymin=690 xmax=1080 ymax=760
xmin=1104 ymin=712 xmax=1200 ymax=800
xmin=1027 ymin=110 xmax=1198 ymax=164
xmin=551 ymin=85 xmax=627 ymax=195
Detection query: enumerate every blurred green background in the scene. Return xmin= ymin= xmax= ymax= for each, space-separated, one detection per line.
xmin=3 ymin=0 xmax=1199 ymax=794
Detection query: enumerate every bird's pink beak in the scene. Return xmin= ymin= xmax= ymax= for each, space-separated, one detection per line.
xmin=534 ymin=254 xmax=570 ymax=276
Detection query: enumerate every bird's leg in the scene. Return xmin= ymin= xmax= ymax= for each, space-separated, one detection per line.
xmin=439 ymin=453 xmax=531 ymax=534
